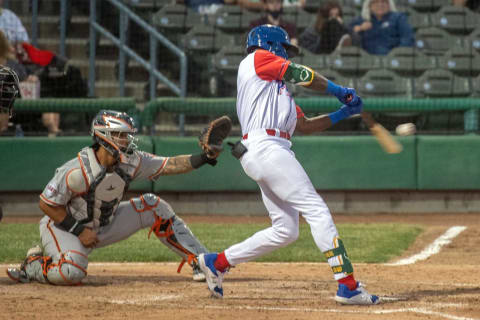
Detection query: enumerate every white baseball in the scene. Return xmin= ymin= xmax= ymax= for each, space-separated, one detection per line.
xmin=395 ymin=123 xmax=416 ymax=136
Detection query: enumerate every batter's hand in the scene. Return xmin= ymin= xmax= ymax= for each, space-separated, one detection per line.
xmin=335 ymin=87 xmax=358 ymax=106
xmin=78 ymin=228 xmax=99 ymax=248
xmin=340 ymin=96 xmax=363 ymax=116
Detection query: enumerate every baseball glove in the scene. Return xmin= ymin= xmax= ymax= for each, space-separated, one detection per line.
xmin=199 ymin=115 xmax=232 ymax=159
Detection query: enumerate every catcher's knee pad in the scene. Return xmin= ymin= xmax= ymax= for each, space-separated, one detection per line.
xmin=130 ymin=193 xmax=175 ymax=226
xmin=46 ymin=250 xmax=88 ymax=285
xmin=323 ymin=237 xmax=354 ymax=280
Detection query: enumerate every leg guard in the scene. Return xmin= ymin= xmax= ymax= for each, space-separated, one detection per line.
xmin=45 ymin=250 xmax=88 ymax=285
xmin=323 ymin=237 xmax=354 ymax=280
xmin=131 ymin=194 xmax=209 ymax=273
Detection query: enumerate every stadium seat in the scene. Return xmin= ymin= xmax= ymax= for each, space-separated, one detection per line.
xmin=406 ymin=0 xmax=450 ymax=12
xmin=152 ymin=4 xmax=203 ymax=37
xmin=342 ymin=7 xmax=359 ymax=27
xmin=438 ymin=44 xmax=480 ymax=77
xmin=299 ymin=52 xmax=327 ymax=70
xmin=212 ymin=5 xmax=244 ymax=33
xmin=181 ymin=25 xmax=232 ymax=55
xmin=342 ymin=0 xmax=363 ymax=11
xmin=466 ymin=27 xmax=480 ymax=54
xmin=415 ymin=27 xmax=463 ymax=56
xmin=208 ymin=45 xmax=244 ymax=96
xmin=414 ymin=69 xmax=470 ymax=97
xmin=473 ymin=75 xmax=480 ymax=97
xmin=357 ymin=69 xmax=412 ymax=98
xmin=384 ymin=47 xmax=436 ymax=77
xmin=240 ymin=11 xmax=262 ymax=33
xmin=431 ymin=5 xmax=478 ymax=35
xmin=326 ymin=46 xmax=382 ymax=77
xmin=304 ymin=0 xmax=321 ymax=13
xmin=295 ymin=9 xmax=315 ymax=33
xmin=403 ymin=8 xmax=431 ymax=30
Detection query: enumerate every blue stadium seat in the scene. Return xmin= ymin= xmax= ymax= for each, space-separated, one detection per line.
xmin=415 ymin=27 xmax=463 ymax=56
xmin=357 ymin=69 xmax=412 ymax=98
xmin=384 ymin=47 xmax=436 ymax=77
xmin=414 ymin=69 xmax=470 ymax=97
xmin=438 ymin=44 xmax=480 ymax=77
xmin=326 ymin=46 xmax=382 ymax=77
xmin=431 ymin=5 xmax=478 ymax=35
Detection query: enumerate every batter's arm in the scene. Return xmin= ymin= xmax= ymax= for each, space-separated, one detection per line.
xmin=295 ymin=114 xmax=333 ymax=134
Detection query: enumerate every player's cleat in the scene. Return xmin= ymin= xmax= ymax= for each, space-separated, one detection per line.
xmin=335 ymin=282 xmax=380 ymax=305
xmin=192 ymin=262 xmax=206 ymax=282
xmin=5 ymin=245 xmax=43 ymax=284
xmin=198 ymin=253 xmax=226 ymax=298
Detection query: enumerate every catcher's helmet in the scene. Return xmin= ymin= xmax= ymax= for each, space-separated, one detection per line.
xmin=0 ymin=66 xmax=21 ymax=118
xmin=91 ymin=110 xmax=137 ymax=162
xmin=246 ymin=24 xmax=299 ymax=59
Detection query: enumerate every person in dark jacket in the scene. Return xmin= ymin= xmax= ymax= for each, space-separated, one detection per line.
xmin=349 ymin=0 xmax=414 ymax=55
xmin=299 ymin=1 xmax=349 ymax=54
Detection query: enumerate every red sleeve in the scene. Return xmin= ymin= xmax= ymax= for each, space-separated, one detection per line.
xmin=296 ymin=105 xmax=305 ymax=119
xmin=254 ymin=49 xmax=291 ymax=81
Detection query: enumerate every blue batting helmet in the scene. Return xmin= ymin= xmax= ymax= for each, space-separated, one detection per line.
xmin=246 ymin=24 xmax=299 ymax=59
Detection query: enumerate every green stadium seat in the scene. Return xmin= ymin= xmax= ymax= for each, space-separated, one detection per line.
xmin=406 ymin=0 xmax=450 ymax=12
xmin=152 ymin=4 xmax=203 ymax=35
xmin=295 ymin=9 xmax=315 ymax=33
xmin=466 ymin=27 xmax=480 ymax=54
xmin=304 ymin=0 xmax=321 ymax=13
xmin=473 ymin=75 xmax=480 ymax=97
xmin=299 ymin=52 xmax=327 ymax=70
xmin=431 ymin=5 xmax=478 ymax=35
xmin=403 ymin=8 xmax=431 ymax=30
xmin=326 ymin=46 xmax=382 ymax=77
xmin=181 ymin=25 xmax=232 ymax=55
xmin=357 ymin=69 xmax=412 ymax=98
xmin=208 ymin=45 xmax=244 ymax=96
xmin=342 ymin=7 xmax=360 ymax=26
xmin=414 ymin=69 xmax=470 ymax=97
xmin=438 ymin=44 xmax=480 ymax=77
xmin=415 ymin=27 xmax=463 ymax=56
xmin=212 ymin=5 xmax=244 ymax=33
xmin=384 ymin=47 xmax=436 ymax=77
xmin=341 ymin=0 xmax=363 ymax=11
xmin=240 ymin=11 xmax=262 ymax=33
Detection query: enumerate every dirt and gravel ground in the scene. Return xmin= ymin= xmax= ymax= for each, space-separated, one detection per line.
xmin=1 ymin=213 xmax=479 ymax=320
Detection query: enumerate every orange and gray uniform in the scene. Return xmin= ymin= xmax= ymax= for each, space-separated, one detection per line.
xmin=29 ymin=147 xmax=207 ymax=285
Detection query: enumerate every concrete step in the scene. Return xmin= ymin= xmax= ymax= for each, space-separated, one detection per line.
xmin=37 ymin=37 xmax=126 ymax=60
xmin=21 ymin=15 xmax=89 ymax=39
xmin=70 ymin=59 xmax=151 ymax=82
xmin=95 ymin=81 xmax=146 ymax=101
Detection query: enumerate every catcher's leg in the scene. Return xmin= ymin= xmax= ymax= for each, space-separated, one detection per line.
xmin=7 ymin=216 xmax=89 ymax=285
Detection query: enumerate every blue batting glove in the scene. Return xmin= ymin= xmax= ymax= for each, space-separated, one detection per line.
xmin=326 ymin=80 xmax=358 ymax=105
xmin=328 ymin=97 xmax=363 ymax=125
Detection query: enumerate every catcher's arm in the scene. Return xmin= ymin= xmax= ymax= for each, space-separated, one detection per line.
xmin=157 ymin=154 xmax=216 ymax=176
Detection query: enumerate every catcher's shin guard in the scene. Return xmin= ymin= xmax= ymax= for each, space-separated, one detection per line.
xmin=131 ymin=194 xmax=209 ymax=274
xmin=323 ymin=237 xmax=354 ymax=281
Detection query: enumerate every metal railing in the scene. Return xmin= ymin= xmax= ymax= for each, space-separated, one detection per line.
xmin=88 ymin=0 xmax=187 ymax=100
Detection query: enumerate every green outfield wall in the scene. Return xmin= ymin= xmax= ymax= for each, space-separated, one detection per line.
xmin=0 ymin=135 xmax=478 ymax=192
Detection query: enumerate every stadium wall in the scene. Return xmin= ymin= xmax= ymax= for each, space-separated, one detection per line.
xmin=1 ymin=135 xmax=480 ymax=216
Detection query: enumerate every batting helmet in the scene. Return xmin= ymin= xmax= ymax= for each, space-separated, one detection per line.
xmin=91 ymin=110 xmax=137 ymax=162
xmin=246 ymin=24 xmax=299 ymax=59
xmin=0 ymin=65 xmax=20 ymax=118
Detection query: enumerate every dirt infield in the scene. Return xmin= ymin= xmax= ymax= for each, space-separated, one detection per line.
xmin=1 ymin=213 xmax=479 ymax=320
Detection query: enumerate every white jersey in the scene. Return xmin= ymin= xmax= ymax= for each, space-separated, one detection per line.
xmin=237 ymin=49 xmax=303 ymax=137
xmin=40 ymin=147 xmax=169 ymax=230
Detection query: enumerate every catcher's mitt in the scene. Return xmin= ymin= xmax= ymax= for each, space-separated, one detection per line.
xmin=199 ymin=115 xmax=232 ymax=159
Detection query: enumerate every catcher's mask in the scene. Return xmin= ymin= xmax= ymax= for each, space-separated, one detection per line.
xmin=91 ymin=110 xmax=137 ymax=163
xmin=0 ymin=66 xmax=21 ymax=118
xmin=246 ymin=24 xmax=299 ymax=59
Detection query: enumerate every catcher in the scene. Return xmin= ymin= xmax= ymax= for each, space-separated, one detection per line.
xmin=6 ymin=110 xmax=232 ymax=285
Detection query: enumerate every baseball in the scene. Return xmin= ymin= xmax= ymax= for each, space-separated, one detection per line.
xmin=395 ymin=123 xmax=416 ymax=136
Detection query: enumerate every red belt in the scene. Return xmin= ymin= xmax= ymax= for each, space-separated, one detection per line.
xmin=242 ymin=129 xmax=291 ymax=140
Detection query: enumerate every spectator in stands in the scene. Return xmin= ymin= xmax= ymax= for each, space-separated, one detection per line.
xmin=249 ymin=0 xmax=298 ymax=45
xmin=299 ymin=1 xmax=350 ymax=54
xmin=452 ymin=0 xmax=480 ymax=12
xmin=0 ymin=0 xmax=29 ymax=44
xmin=176 ymin=0 xmax=236 ymax=14
xmin=349 ymin=0 xmax=414 ymax=55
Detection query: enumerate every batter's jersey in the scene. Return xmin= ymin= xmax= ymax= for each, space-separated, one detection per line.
xmin=237 ymin=49 xmax=300 ymax=137
xmin=40 ymin=147 xmax=169 ymax=230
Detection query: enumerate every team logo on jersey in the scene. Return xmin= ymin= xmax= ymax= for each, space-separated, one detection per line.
xmin=45 ymin=182 xmax=58 ymax=197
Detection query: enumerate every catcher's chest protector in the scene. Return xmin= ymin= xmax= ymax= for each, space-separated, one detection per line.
xmin=68 ymin=148 xmax=139 ymax=229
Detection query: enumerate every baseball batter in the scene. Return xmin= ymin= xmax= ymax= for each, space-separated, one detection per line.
xmin=6 ymin=110 xmax=221 ymax=285
xmin=199 ymin=25 xmax=379 ymax=305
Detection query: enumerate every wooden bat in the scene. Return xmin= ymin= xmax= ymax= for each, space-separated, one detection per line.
xmin=361 ymin=112 xmax=403 ymax=154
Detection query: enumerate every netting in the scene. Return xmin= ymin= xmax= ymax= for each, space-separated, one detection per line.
xmin=0 ymin=0 xmax=479 ymax=137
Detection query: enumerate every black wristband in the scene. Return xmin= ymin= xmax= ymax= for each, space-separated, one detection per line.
xmin=58 ymin=214 xmax=85 ymax=236
xmin=190 ymin=153 xmax=217 ymax=169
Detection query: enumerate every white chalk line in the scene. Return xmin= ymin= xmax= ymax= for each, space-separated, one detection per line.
xmin=386 ymin=226 xmax=467 ymax=266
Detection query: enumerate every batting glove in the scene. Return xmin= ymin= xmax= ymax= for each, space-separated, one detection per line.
xmin=328 ymin=97 xmax=363 ymax=125
xmin=326 ymin=80 xmax=359 ymax=105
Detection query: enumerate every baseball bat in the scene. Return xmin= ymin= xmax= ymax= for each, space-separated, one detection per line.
xmin=361 ymin=112 xmax=403 ymax=154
